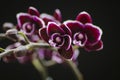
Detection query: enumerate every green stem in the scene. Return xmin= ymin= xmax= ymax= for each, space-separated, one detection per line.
xmin=0 ymin=47 xmax=5 ymax=52
xmin=32 ymin=58 xmax=49 ymax=80
xmin=0 ymin=33 xmax=15 ymax=41
xmin=18 ymin=31 xmax=30 ymax=44
xmin=0 ymin=42 xmax=49 ymax=58
xmin=65 ymin=60 xmax=83 ymax=80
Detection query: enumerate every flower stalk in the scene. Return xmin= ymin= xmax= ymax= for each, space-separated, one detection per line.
xmin=65 ymin=60 xmax=83 ymax=80
xmin=0 ymin=33 xmax=16 ymax=41
xmin=0 ymin=42 xmax=49 ymax=59
xmin=0 ymin=47 xmax=5 ymax=52
xmin=18 ymin=31 xmax=30 ymax=44
xmin=32 ymin=58 xmax=49 ymax=80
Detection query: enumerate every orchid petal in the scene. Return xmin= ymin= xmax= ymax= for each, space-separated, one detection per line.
xmin=76 ymin=11 xmax=92 ymax=24
xmin=85 ymin=23 xmax=103 ymax=45
xmin=60 ymin=24 xmax=72 ymax=36
xmin=62 ymin=35 xmax=72 ymax=50
xmin=54 ymin=9 xmax=62 ymax=22
xmin=28 ymin=6 xmax=40 ymax=17
xmin=85 ymin=40 xmax=103 ymax=52
xmin=47 ymin=22 xmax=65 ymax=36
xmin=40 ymin=13 xmax=55 ymax=24
xmin=32 ymin=16 xmax=45 ymax=28
xmin=64 ymin=20 xmax=84 ymax=36
xmin=58 ymin=46 xmax=73 ymax=59
xmin=16 ymin=13 xmax=32 ymax=28
xmin=39 ymin=28 xmax=49 ymax=42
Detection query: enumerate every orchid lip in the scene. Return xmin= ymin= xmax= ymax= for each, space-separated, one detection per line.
xmin=73 ymin=40 xmax=84 ymax=47
xmin=49 ymin=39 xmax=57 ymax=47
xmin=22 ymin=22 xmax=35 ymax=35
xmin=48 ymin=39 xmax=64 ymax=48
xmin=73 ymin=32 xmax=87 ymax=47
xmin=49 ymin=33 xmax=65 ymax=48
xmin=73 ymin=32 xmax=84 ymax=40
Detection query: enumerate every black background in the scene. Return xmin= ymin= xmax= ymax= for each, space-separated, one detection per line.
xmin=0 ymin=0 xmax=119 ymax=80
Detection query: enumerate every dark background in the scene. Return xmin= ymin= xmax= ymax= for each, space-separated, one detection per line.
xmin=0 ymin=0 xmax=119 ymax=80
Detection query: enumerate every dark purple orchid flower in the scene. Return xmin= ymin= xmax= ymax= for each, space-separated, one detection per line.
xmin=16 ymin=7 xmax=45 ymax=36
xmin=40 ymin=9 xmax=62 ymax=25
xmin=64 ymin=20 xmax=103 ymax=51
xmin=63 ymin=20 xmax=87 ymax=47
xmin=39 ymin=22 xmax=73 ymax=59
xmin=17 ymin=13 xmax=45 ymax=35
xmin=75 ymin=11 xmax=103 ymax=51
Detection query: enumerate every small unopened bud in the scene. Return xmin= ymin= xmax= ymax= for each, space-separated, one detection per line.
xmin=14 ymin=46 xmax=27 ymax=57
xmin=2 ymin=54 xmax=16 ymax=63
xmin=3 ymin=22 xmax=14 ymax=31
xmin=6 ymin=29 xmax=18 ymax=41
xmin=16 ymin=50 xmax=33 ymax=64
xmin=18 ymin=35 xmax=27 ymax=45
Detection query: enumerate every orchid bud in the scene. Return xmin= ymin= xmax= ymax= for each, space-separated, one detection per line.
xmin=5 ymin=29 xmax=18 ymax=41
xmin=3 ymin=22 xmax=14 ymax=31
xmin=2 ymin=54 xmax=16 ymax=63
xmin=14 ymin=45 xmax=27 ymax=57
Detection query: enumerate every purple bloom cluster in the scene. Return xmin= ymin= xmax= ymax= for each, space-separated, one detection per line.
xmin=17 ymin=7 xmax=103 ymax=59
xmin=3 ymin=6 xmax=103 ymax=63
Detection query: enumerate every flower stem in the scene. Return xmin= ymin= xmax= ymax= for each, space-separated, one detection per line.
xmin=65 ymin=60 xmax=83 ymax=80
xmin=0 ymin=47 xmax=5 ymax=52
xmin=18 ymin=31 xmax=30 ymax=44
xmin=0 ymin=42 xmax=49 ymax=59
xmin=32 ymin=58 xmax=49 ymax=80
xmin=0 ymin=33 xmax=16 ymax=41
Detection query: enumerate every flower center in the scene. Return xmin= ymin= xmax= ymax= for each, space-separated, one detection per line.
xmin=78 ymin=33 xmax=84 ymax=40
xmin=55 ymin=37 xmax=61 ymax=43
xmin=73 ymin=32 xmax=87 ymax=47
xmin=22 ymin=22 xmax=35 ymax=35
xmin=26 ymin=24 xmax=32 ymax=31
